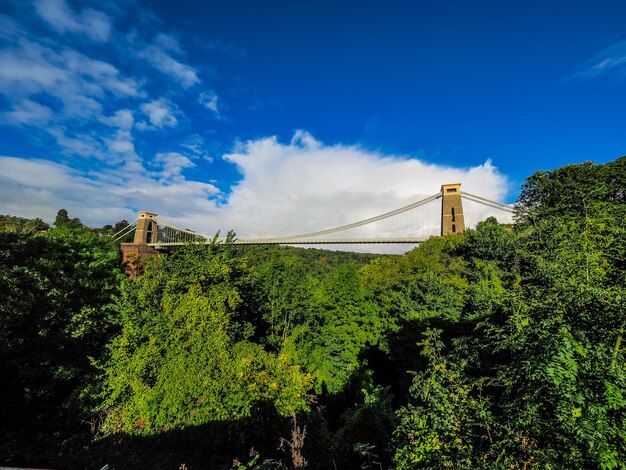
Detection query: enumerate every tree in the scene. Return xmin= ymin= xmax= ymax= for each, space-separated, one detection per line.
xmin=515 ymin=156 xmax=626 ymax=225
xmin=0 ymin=226 xmax=122 ymax=459
xmin=109 ymin=219 xmax=134 ymax=242
xmin=0 ymin=215 xmax=49 ymax=233
xmin=54 ymin=208 xmax=82 ymax=228
xmin=392 ymin=157 xmax=626 ymax=468
xmin=254 ymin=256 xmax=314 ymax=348
xmin=54 ymin=208 xmax=70 ymax=227
xmin=284 ymin=264 xmax=384 ymax=394
xmin=95 ymin=243 xmax=312 ymax=435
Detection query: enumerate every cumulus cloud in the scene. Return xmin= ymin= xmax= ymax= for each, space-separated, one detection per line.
xmin=211 ymin=132 xmax=512 ymax=244
xmin=139 ymin=98 xmax=180 ymax=129
xmin=153 ymin=152 xmax=196 ymax=181
xmin=0 ymin=132 xmax=512 ymax=253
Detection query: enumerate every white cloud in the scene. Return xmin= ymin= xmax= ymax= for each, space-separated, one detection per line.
xmin=0 ymin=133 xmax=512 ymax=253
xmin=0 ymin=156 xmax=78 ymax=190
xmin=568 ymin=40 xmax=626 ymax=83
xmin=0 ymin=37 xmax=143 ymax=157
xmin=106 ymin=129 xmax=136 ymax=156
xmin=139 ymin=98 xmax=180 ymax=128
xmin=152 ymin=33 xmax=183 ymax=54
xmin=140 ymin=42 xmax=200 ymax=88
xmin=0 ymin=2 xmax=209 ymax=164
xmin=153 ymin=152 xmax=196 ymax=181
xmin=0 ymin=0 xmax=231 ymax=230
xmin=180 ymin=134 xmax=213 ymax=161
xmin=211 ymin=132 xmax=512 ymax=245
xmin=0 ymin=98 xmax=54 ymax=125
xmin=99 ymin=109 xmax=134 ymax=130
xmin=198 ymin=91 xmax=219 ymax=113
xmin=45 ymin=127 xmax=106 ymax=158
xmin=34 ymin=0 xmax=112 ymax=42
xmin=0 ymin=155 xmax=218 ymax=226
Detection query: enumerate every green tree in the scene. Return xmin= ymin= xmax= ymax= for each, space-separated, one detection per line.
xmin=393 ymin=329 xmax=492 ymax=469
xmin=54 ymin=208 xmax=82 ymax=229
xmin=515 ymin=156 xmax=626 ymax=225
xmin=96 ymin=243 xmax=312 ymax=435
xmin=392 ymin=157 xmax=626 ymax=468
xmin=54 ymin=208 xmax=70 ymax=226
xmin=254 ymin=256 xmax=315 ymax=348
xmin=0 ymin=214 xmax=49 ymax=233
xmin=285 ymin=264 xmax=384 ymax=394
xmin=0 ymin=226 xmax=122 ymax=457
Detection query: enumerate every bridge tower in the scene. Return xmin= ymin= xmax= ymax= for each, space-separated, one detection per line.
xmin=120 ymin=212 xmax=160 ymax=277
xmin=134 ymin=211 xmax=159 ymax=244
xmin=441 ymin=183 xmax=465 ymax=235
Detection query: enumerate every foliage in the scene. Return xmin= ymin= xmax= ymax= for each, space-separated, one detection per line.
xmin=515 ymin=156 xmax=626 ymax=224
xmin=0 ymin=225 xmax=122 ymax=458
xmin=98 ymin=219 xmax=135 ymax=242
xmin=0 ymin=214 xmax=49 ymax=233
xmin=250 ymin=250 xmax=391 ymax=395
xmin=254 ymin=255 xmax=315 ymax=348
xmin=333 ymin=385 xmax=397 ymax=469
xmin=54 ymin=208 xmax=83 ymax=229
xmin=393 ymin=329 xmax=493 ymax=468
xmin=393 ymin=157 xmax=626 ymax=469
xmin=361 ymin=235 xmax=469 ymax=326
xmin=3 ymin=156 xmax=626 ymax=469
xmin=96 ymin=243 xmax=312 ymax=435
xmin=284 ymin=263 xmax=386 ymax=394
xmin=236 ymin=244 xmax=385 ymax=277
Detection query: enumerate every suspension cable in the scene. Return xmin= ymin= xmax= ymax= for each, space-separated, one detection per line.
xmin=268 ymin=192 xmax=442 ymax=240
xmin=111 ymin=218 xmax=139 ymax=241
xmin=152 ymin=216 xmax=208 ymax=239
xmin=461 ymin=192 xmax=515 ymax=213
xmin=132 ymin=190 xmax=513 ymax=245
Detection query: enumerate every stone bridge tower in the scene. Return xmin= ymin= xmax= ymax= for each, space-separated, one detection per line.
xmin=441 ymin=183 xmax=465 ymax=235
xmin=121 ymin=211 xmax=160 ymax=277
xmin=133 ymin=211 xmax=159 ymax=244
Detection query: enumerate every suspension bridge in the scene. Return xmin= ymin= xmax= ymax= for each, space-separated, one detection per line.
xmin=113 ymin=184 xmax=514 ymax=253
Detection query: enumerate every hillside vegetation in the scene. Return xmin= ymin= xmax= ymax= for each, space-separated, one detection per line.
xmin=1 ymin=156 xmax=624 ymax=469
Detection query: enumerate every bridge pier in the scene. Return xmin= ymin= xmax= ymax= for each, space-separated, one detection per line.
xmin=120 ymin=211 xmax=160 ymax=277
xmin=441 ymin=183 xmax=465 ymax=235
xmin=120 ymin=242 xmax=160 ymax=277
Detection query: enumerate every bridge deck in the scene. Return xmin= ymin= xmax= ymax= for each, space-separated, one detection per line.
xmin=149 ymin=237 xmax=428 ymax=247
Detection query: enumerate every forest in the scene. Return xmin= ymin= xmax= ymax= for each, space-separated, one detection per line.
xmin=1 ymin=156 xmax=625 ymax=469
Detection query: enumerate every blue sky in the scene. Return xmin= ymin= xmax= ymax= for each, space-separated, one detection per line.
xmin=0 ymin=0 xmax=624 ymax=240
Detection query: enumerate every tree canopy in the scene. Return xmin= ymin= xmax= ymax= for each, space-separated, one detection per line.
xmin=2 ymin=156 xmax=625 ymax=469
